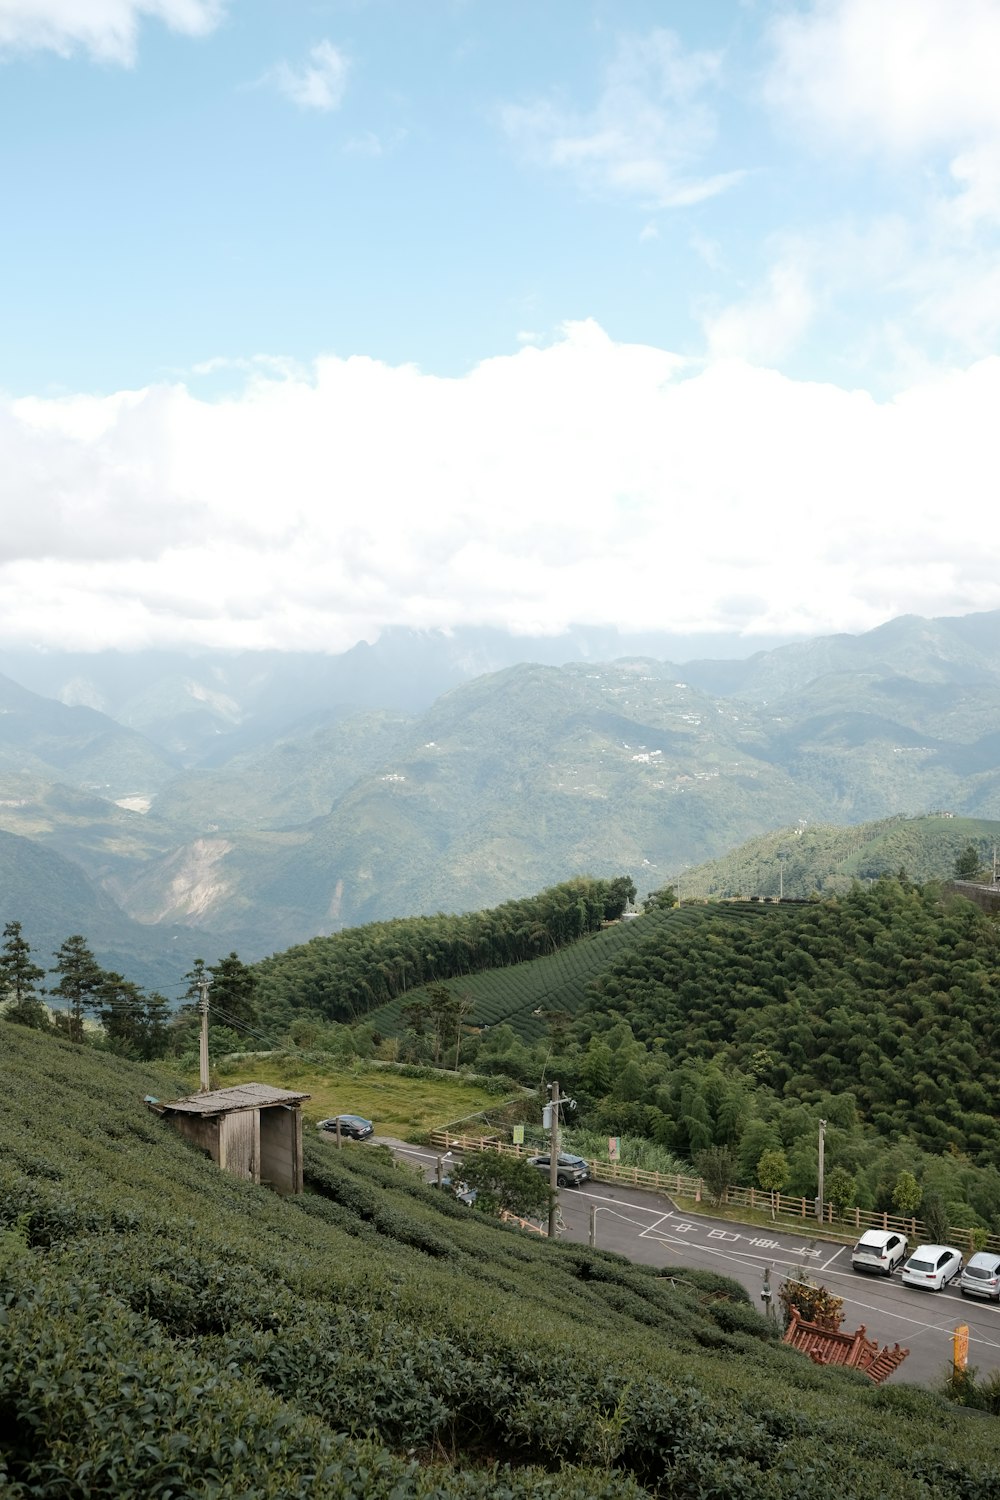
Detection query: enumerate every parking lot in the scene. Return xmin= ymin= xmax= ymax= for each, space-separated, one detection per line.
xmin=389 ymin=1140 xmax=1000 ymax=1390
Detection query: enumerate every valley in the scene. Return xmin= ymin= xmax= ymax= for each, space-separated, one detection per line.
xmin=5 ymin=610 xmax=1000 ymax=984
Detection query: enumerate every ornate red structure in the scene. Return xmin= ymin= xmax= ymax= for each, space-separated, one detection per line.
xmin=783 ymin=1305 xmax=909 ymax=1384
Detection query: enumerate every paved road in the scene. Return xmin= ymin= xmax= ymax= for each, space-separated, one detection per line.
xmin=382 ymin=1140 xmax=1000 ymax=1390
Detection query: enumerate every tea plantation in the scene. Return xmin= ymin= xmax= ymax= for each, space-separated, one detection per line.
xmin=1 ymin=1023 xmax=997 ymax=1498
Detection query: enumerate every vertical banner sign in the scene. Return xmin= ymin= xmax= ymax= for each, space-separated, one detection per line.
xmin=512 ymin=1125 xmax=524 ymax=1146
xmin=953 ymin=1325 xmax=969 ymax=1373
xmin=608 ymin=1136 xmax=620 ymax=1162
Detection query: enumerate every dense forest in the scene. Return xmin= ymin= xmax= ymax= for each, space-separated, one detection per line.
xmin=580 ymin=880 xmax=1000 ymax=1159
xmin=2 ymin=1021 xmax=997 ymax=1497
xmin=252 ymin=875 xmax=637 ymax=1027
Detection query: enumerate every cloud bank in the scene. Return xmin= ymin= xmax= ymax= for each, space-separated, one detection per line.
xmin=3 ymin=322 xmax=999 ymax=653
xmin=0 ymin=0 xmax=225 ymax=65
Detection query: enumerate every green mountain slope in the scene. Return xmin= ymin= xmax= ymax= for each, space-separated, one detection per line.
xmin=9 ymin=611 xmax=1000 ymax=953
xmin=577 ymin=880 xmax=1000 ymax=1165
xmin=0 ymin=671 xmax=179 ymax=797
xmin=1 ymin=1021 xmax=995 ymax=1497
xmin=0 ymin=828 xmax=223 ymax=994
xmin=681 ymin=813 xmax=1000 ymax=900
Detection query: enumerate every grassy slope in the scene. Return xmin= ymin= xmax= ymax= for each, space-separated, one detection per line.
xmin=205 ymin=1053 xmax=521 ymax=1138
xmin=1 ymin=1023 xmax=996 ymax=1498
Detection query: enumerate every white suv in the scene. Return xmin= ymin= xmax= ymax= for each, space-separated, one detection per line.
xmin=851 ymin=1229 xmax=908 ymax=1276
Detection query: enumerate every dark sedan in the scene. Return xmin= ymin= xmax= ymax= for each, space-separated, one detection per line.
xmin=318 ymin=1114 xmax=374 ymax=1140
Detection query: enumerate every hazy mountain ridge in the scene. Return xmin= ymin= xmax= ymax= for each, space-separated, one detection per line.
xmin=0 ymin=829 xmax=218 ymax=993
xmin=3 ymin=611 xmax=1000 ymax=953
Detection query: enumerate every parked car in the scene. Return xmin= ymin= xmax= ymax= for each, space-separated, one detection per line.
xmin=901 ymin=1244 xmax=963 ymax=1291
xmin=433 ymin=1174 xmax=477 ymax=1206
xmin=317 ymin=1114 xmax=374 ymax=1140
xmin=960 ymin=1251 xmax=1000 ymax=1301
xmin=851 ymin=1228 xmax=908 ymax=1276
xmin=527 ymin=1152 xmax=589 ymax=1187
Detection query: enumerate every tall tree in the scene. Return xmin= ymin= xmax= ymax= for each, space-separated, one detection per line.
xmin=0 ymin=921 xmax=47 ymax=1029
xmin=95 ymin=973 xmax=170 ymax=1060
xmin=50 ymin=935 xmax=104 ymax=1043
xmin=954 ymin=844 xmax=983 ymax=880
xmin=208 ymin=952 xmax=258 ymax=1032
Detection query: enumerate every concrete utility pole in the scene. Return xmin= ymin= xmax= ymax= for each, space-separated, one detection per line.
xmin=816 ymin=1118 xmax=827 ymax=1224
xmin=548 ymin=1080 xmax=560 ymax=1239
xmin=198 ymin=976 xmax=211 ymax=1092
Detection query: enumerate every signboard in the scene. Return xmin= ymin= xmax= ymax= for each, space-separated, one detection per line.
xmin=608 ymin=1136 xmax=620 ymax=1162
xmin=512 ymin=1125 xmax=524 ymax=1146
xmin=953 ymin=1324 xmax=969 ymax=1372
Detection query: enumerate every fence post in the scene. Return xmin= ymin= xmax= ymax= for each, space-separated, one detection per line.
xmin=801 ymin=1198 xmax=805 ymax=1218
xmin=855 ymin=1207 xmax=860 ymax=1229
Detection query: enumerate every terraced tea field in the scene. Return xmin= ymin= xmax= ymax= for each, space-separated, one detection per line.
xmin=367 ymin=902 xmax=770 ymax=1041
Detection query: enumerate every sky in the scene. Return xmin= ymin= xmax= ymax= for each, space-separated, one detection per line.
xmin=2 ymin=0 xmax=1000 ymax=655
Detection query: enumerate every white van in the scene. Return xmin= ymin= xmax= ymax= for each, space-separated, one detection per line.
xmin=851 ymin=1228 xmax=908 ymax=1276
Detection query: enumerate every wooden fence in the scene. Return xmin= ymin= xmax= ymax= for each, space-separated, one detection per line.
xmin=427 ymin=1130 xmax=1000 ymax=1254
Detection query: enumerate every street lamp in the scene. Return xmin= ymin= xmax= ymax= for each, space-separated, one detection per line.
xmin=589 ymin=1203 xmax=616 ymax=1248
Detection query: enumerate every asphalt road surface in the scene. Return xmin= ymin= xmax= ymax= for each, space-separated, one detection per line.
xmin=384 ymin=1140 xmax=1000 ymax=1391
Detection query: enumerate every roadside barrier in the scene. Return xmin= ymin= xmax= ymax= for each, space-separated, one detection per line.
xmin=427 ymin=1129 xmax=1000 ymax=1254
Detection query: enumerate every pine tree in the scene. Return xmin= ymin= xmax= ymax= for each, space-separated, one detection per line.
xmin=0 ymin=921 xmax=47 ymax=1029
xmin=208 ymin=953 xmax=258 ymax=1032
xmin=50 ymin=935 xmax=104 ymax=1043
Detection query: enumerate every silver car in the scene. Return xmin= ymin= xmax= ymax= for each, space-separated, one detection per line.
xmin=960 ymin=1251 xmax=1000 ymax=1302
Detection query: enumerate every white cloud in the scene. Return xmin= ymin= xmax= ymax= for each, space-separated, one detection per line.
xmin=3 ymin=323 xmax=1000 ymax=652
xmin=502 ymin=28 xmax=744 ymax=208
xmin=765 ymin=0 xmax=1000 ymax=236
xmin=765 ymin=0 xmax=1000 ymax=156
xmin=0 ymin=0 xmax=224 ymax=65
xmin=273 ymin=39 xmax=349 ymax=112
xmin=703 ymin=256 xmax=815 ymax=364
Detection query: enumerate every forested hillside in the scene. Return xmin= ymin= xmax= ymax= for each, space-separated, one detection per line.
xmin=254 ymin=875 xmax=638 ymax=1028
xmin=2 ymin=1021 xmax=997 ymax=1497
xmin=679 ymin=813 xmax=1000 ymax=901
xmin=579 ymin=881 xmax=1000 ymax=1160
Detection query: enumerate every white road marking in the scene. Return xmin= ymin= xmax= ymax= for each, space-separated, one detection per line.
xmin=821 ymin=1245 xmax=846 ymax=1272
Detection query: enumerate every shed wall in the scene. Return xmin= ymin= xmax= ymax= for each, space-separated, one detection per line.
xmin=259 ymin=1107 xmax=303 ymax=1195
xmin=219 ymin=1109 xmax=259 ymax=1183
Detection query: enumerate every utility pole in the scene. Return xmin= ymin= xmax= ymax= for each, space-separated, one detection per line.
xmin=816 ymin=1118 xmax=827 ymax=1224
xmin=548 ymin=1079 xmax=560 ymax=1239
xmin=198 ymin=975 xmax=211 ymax=1093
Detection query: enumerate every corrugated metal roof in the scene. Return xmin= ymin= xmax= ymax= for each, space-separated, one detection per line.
xmin=161 ymin=1083 xmax=311 ymax=1114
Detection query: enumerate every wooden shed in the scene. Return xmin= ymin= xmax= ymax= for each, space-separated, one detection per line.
xmin=153 ymin=1083 xmax=310 ymax=1195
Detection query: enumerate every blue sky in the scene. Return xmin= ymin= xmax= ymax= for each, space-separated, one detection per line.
xmin=2 ymin=0 xmax=1000 ymax=653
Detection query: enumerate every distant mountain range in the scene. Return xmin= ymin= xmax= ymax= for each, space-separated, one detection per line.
xmin=2 ymin=609 xmax=1000 ymax=973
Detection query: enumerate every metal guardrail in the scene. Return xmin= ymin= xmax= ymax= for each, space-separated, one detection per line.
xmin=427 ymin=1130 xmax=1000 ymax=1254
